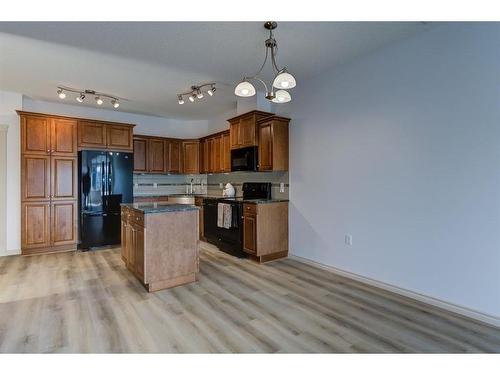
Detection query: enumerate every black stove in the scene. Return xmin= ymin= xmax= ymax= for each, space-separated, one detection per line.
xmin=203 ymin=182 xmax=272 ymax=257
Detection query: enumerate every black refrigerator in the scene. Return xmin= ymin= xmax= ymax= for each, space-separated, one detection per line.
xmin=78 ymin=150 xmax=133 ymax=249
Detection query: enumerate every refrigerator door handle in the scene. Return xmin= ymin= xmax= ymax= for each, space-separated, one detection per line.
xmin=101 ymin=161 xmax=107 ymax=196
xmin=108 ymin=161 xmax=112 ymax=195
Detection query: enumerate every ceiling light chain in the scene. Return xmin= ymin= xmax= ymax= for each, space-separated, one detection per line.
xmin=177 ymin=83 xmax=216 ymax=104
xmin=235 ymin=21 xmax=296 ymax=103
xmin=56 ymin=86 xmax=123 ymax=109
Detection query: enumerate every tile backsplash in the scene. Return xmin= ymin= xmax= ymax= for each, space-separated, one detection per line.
xmin=133 ymin=173 xmax=207 ymax=196
xmin=134 ymin=171 xmax=289 ymax=199
xmin=207 ymin=171 xmax=289 ymax=199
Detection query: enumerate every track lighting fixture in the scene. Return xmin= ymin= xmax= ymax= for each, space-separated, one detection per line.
xmin=235 ymin=21 xmax=296 ymax=103
xmin=177 ymin=83 xmax=216 ymax=105
xmin=56 ymin=86 xmax=123 ymax=109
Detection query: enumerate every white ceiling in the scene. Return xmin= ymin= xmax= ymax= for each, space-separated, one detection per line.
xmin=0 ymin=22 xmax=432 ymax=119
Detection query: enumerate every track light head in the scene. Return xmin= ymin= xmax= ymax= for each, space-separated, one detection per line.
xmin=189 ymin=94 xmax=196 ymax=102
xmin=57 ymin=89 xmax=66 ymax=99
xmin=111 ymin=99 xmax=120 ymax=108
xmin=76 ymin=93 xmax=85 ymax=103
xmin=178 ymin=95 xmax=185 ymax=105
xmin=197 ymin=90 xmax=204 ymax=99
xmin=95 ymin=96 xmax=103 ymax=105
xmin=207 ymin=86 xmax=216 ymax=96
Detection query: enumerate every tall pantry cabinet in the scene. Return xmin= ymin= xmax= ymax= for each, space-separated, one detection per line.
xmin=19 ymin=112 xmax=78 ymax=255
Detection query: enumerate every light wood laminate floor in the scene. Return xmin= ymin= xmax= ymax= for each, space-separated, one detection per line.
xmin=1 ymin=242 xmax=499 ymax=353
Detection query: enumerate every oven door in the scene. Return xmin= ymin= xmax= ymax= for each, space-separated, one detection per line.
xmin=231 ymin=146 xmax=258 ymax=171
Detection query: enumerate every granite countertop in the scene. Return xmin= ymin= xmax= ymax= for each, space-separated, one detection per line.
xmin=132 ymin=194 xmax=289 ymax=204
xmin=241 ymin=199 xmax=289 ymax=204
xmin=121 ymin=202 xmax=199 ymax=214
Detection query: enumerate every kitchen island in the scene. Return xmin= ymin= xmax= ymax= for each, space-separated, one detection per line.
xmin=120 ymin=203 xmax=199 ymax=292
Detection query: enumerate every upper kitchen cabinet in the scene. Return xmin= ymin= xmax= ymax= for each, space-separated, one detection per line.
xmin=228 ymin=110 xmax=274 ymax=150
xmin=19 ymin=112 xmax=77 ymax=156
xmin=107 ymin=124 xmax=134 ymax=151
xmin=257 ymin=115 xmax=290 ymax=172
xmin=78 ymin=120 xmax=134 ymax=151
xmin=148 ymin=138 xmax=167 ymax=174
xmin=133 ymin=136 xmax=148 ymax=173
xmin=182 ymin=141 xmax=200 ymax=174
xmin=77 ymin=121 xmax=107 ymax=149
xmin=167 ymin=139 xmax=182 ymax=174
xmin=51 ymin=118 xmax=78 ymax=156
xmin=221 ymin=131 xmax=231 ymax=172
xmin=20 ymin=114 xmax=50 ymax=155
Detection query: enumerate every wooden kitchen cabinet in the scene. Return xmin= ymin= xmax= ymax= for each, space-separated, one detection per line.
xmin=194 ymin=197 xmax=205 ymax=240
xmin=78 ymin=120 xmax=134 ymax=151
xmin=21 ymin=115 xmax=51 ymax=155
xmin=133 ymin=136 xmax=148 ymax=172
xmin=21 ymin=154 xmax=51 ymax=202
xmin=228 ymin=110 xmax=273 ymax=150
xmin=51 ymin=118 xmax=78 ymax=156
xmin=50 ymin=200 xmax=77 ymax=247
xmin=182 ymin=141 xmax=200 ymax=174
xmin=107 ymin=124 xmax=133 ymax=151
xmin=148 ymin=138 xmax=167 ymax=173
xmin=21 ymin=202 xmax=51 ymax=251
xmin=18 ymin=111 xmax=79 ymax=255
xmin=51 ymin=156 xmax=77 ymax=200
xmin=221 ymin=132 xmax=231 ymax=172
xmin=78 ymin=121 xmax=107 ymax=149
xmin=257 ymin=115 xmax=290 ymax=171
xmin=242 ymin=202 xmax=289 ymax=263
xmin=168 ymin=140 xmax=182 ymax=174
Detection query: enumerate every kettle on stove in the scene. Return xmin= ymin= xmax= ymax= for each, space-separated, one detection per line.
xmin=222 ymin=183 xmax=235 ymax=197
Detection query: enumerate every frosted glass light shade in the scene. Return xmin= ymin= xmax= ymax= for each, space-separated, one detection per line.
xmin=271 ymin=90 xmax=291 ymax=103
xmin=235 ymin=81 xmax=256 ymax=97
xmin=273 ymin=71 xmax=296 ymax=89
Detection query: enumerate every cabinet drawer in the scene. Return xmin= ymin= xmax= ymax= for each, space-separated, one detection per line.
xmin=243 ymin=203 xmax=257 ymax=215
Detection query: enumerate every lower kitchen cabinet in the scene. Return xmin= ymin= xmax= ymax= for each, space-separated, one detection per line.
xmin=21 ymin=200 xmax=77 ymax=255
xmin=242 ymin=202 xmax=289 ymax=263
xmin=121 ymin=205 xmax=199 ymax=291
xmin=195 ymin=197 xmax=205 ymax=240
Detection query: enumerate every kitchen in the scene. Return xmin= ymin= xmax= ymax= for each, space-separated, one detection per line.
xmin=1 ymin=16 xmax=500 ymax=362
xmin=18 ymin=107 xmax=290 ymax=291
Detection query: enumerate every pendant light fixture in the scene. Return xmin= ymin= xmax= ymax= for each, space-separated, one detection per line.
xmin=235 ymin=21 xmax=296 ymax=103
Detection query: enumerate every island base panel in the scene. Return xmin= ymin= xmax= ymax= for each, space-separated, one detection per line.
xmin=147 ymin=272 xmax=197 ymax=292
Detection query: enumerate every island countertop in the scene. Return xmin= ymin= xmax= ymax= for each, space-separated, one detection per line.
xmin=121 ymin=202 xmax=199 ymax=214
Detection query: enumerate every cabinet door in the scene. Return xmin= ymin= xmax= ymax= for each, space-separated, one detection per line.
xmin=149 ymin=138 xmax=167 ymax=173
xmin=51 ymin=200 xmax=77 ymax=247
xmin=51 ymin=156 xmax=77 ymax=200
xmin=22 ymin=115 xmax=51 ymax=155
xmin=126 ymin=222 xmax=136 ymax=272
xmin=182 ymin=141 xmax=200 ymax=174
xmin=213 ymin=137 xmax=221 ymax=173
xmin=51 ymin=118 xmax=77 ymax=156
xmin=230 ymin=121 xmax=240 ymax=149
xmin=207 ymin=138 xmax=214 ymax=173
xmin=107 ymin=125 xmax=133 ymax=151
xmin=133 ymin=137 xmax=148 ymax=172
xmin=21 ymin=155 xmax=51 ymax=201
xmin=121 ymin=219 xmax=128 ymax=262
xmin=222 ymin=132 xmax=231 ymax=172
xmin=243 ymin=214 xmax=257 ymax=254
xmin=134 ymin=226 xmax=145 ymax=282
xmin=168 ymin=140 xmax=181 ymax=173
xmin=240 ymin=115 xmax=256 ymax=147
xmin=21 ymin=202 xmax=51 ymax=250
xmin=78 ymin=121 xmax=107 ymax=149
xmin=258 ymin=122 xmax=273 ymax=171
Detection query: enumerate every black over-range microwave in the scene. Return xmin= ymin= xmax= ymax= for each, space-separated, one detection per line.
xmin=231 ymin=146 xmax=258 ymax=171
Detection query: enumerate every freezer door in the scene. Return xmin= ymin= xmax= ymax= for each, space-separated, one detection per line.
xmin=105 ymin=151 xmax=133 ymax=212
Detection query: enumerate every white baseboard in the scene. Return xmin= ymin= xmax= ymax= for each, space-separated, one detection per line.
xmin=289 ymin=254 xmax=500 ymax=329
xmin=0 ymin=249 xmax=21 ymax=257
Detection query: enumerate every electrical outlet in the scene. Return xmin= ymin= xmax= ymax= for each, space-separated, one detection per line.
xmin=219 ymin=183 xmax=223 ymax=188
xmin=345 ymin=235 xmax=353 ymax=246
xmin=280 ymin=182 xmax=285 ymax=193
